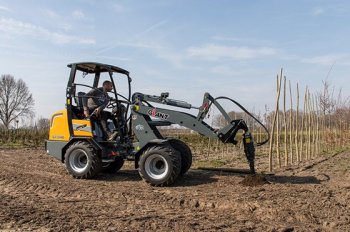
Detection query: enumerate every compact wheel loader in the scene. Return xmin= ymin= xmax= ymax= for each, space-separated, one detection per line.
xmin=45 ymin=62 xmax=269 ymax=186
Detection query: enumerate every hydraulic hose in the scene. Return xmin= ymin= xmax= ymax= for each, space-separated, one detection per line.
xmin=214 ymin=96 xmax=270 ymax=146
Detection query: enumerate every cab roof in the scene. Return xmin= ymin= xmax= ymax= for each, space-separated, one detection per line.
xmin=67 ymin=62 xmax=129 ymax=75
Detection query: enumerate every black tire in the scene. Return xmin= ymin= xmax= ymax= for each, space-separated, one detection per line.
xmin=64 ymin=141 xmax=101 ymax=179
xmin=138 ymin=144 xmax=181 ymax=187
xmin=101 ymin=157 xmax=124 ymax=174
xmin=169 ymin=139 xmax=192 ymax=175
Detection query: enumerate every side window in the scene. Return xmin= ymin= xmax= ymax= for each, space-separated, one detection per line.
xmin=99 ymin=72 xmax=129 ymax=101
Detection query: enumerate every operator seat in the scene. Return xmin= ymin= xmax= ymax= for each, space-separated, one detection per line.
xmin=75 ymin=92 xmax=86 ymax=111
xmin=72 ymin=92 xmax=86 ymax=119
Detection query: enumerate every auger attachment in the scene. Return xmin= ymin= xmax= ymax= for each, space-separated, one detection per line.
xmin=243 ymin=131 xmax=256 ymax=174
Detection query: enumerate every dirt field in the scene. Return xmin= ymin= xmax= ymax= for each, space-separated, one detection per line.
xmin=0 ymin=148 xmax=349 ymax=231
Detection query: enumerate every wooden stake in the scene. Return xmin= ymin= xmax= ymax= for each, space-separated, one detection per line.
xmin=295 ymin=83 xmax=300 ymax=162
xmin=269 ymin=69 xmax=283 ymax=172
xmin=307 ymin=91 xmax=312 ymax=160
xmin=283 ymin=76 xmax=288 ymax=166
xmin=300 ymin=86 xmax=308 ymax=161
xmin=289 ymin=80 xmax=294 ymax=164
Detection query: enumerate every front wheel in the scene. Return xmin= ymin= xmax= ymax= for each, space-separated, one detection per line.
xmin=64 ymin=141 xmax=101 ymax=179
xmin=169 ymin=139 xmax=192 ymax=175
xmin=138 ymin=144 xmax=181 ymax=187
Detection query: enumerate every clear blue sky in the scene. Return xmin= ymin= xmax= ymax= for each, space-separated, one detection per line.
xmin=0 ymin=0 xmax=349 ymax=122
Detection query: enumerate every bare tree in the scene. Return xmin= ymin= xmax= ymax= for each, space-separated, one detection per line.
xmin=37 ymin=118 xmax=50 ymax=130
xmin=318 ymin=80 xmax=336 ymax=116
xmin=213 ymin=111 xmax=260 ymax=129
xmin=0 ymin=74 xmax=35 ymax=129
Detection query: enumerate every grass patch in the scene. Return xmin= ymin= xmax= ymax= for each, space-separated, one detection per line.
xmin=194 ymin=159 xmax=227 ymax=168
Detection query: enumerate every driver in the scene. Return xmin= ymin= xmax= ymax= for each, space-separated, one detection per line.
xmin=82 ymin=80 xmax=117 ymax=141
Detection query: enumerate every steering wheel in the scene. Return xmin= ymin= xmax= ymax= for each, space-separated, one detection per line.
xmin=107 ymin=99 xmax=117 ymax=109
xmin=107 ymin=99 xmax=129 ymax=109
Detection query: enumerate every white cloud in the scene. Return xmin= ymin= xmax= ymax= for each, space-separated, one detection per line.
xmin=301 ymin=54 xmax=350 ymax=65
xmin=58 ymin=23 xmax=73 ymax=31
xmin=187 ymin=44 xmax=277 ymax=61
xmin=0 ymin=17 xmax=39 ymax=35
xmin=0 ymin=17 xmax=95 ymax=45
xmin=311 ymin=7 xmax=325 ymax=16
xmin=51 ymin=32 xmax=95 ymax=45
xmin=41 ymin=9 xmax=73 ymax=31
xmin=0 ymin=5 xmax=10 ymax=12
xmin=72 ymin=10 xmax=86 ymax=20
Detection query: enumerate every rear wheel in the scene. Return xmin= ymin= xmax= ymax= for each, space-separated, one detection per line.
xmin=138 ymin=144 xmax=181 ymax=187
xmin=102 ymin=157 xmax=124 ymax=174
xmin=64 ymin=141 xmax=101 ymax=179
xmin=169 ymin=139 xmax=192 ymax=175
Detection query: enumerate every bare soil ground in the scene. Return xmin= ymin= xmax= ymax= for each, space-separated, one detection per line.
xmin=0 ymin=148 xmax=349 ymax=231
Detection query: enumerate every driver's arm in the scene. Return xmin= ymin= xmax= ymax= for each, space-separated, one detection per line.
xmin=91 ymin=94 xmax=109 ymax=117
xmin=99 ymin=94 xmax=111 ymax=110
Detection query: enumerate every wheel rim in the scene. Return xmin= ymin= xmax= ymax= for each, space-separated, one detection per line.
xmin=69 ymin=149 xmax=89 ymax=173
xmin=144 ymin=154 xmax=168 ymax=180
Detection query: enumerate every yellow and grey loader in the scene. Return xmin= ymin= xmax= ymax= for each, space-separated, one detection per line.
xmin=46 ymin=62 xmax=269 ymax=186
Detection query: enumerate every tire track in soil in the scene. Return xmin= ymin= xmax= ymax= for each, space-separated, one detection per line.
xmin=0 ymin=149 xmax=260 ymax=231
xmin=0 ymin=150 xmax=133 ymax=231
xmin=1 ymin=148 xmax=350 ymax=231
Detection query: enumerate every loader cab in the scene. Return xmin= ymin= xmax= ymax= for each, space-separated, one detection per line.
xmin=65 ymin=62 xmax=132 ymax=140
xmin=47 ymin=62 xmax=132 ymax=162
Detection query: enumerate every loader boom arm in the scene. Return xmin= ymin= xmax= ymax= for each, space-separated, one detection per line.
xmin=131 ymin=92 xmax=258 ymax=173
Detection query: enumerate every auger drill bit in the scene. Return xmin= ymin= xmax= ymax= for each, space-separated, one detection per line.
xmin=243 ymin=131 xmax=256 ymax=174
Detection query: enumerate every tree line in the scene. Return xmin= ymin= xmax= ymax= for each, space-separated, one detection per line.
xmin=0 ymin=74 xmax=49 ymax=147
